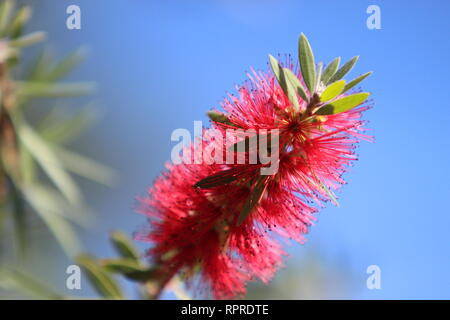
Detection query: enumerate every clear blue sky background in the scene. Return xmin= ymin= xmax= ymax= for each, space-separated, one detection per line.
xmin=27 ymin=0 xmax=450 ymax=299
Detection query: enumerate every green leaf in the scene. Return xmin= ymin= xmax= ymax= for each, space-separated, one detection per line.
xmin=327 ymin=56 xmax=359 ymax=84
xmin=315 ymin=92 xmax=370 ymax=115
xmin=20 ymin=184 xmax=82 ymax=255
xmin=321 ymin=57 xmax=341 ymax=84
xmin=39 ymin=107 xmax=96 ymax=145
xmin=237 ymin=177 xmax=268 ymax=226
xmin=101 ymin=258 xmax=146 ymax=273
xmin=45 ymin=48 xmax=87 ymax=82
xmin=283 ymin=67 xmax=309 ymax=102
xmin=10 ymin=179 xmax=27 ymax=256
xmin=100 ymin=259 xmax=154 ymax=282
xmin=9 ymin=31 xmax=46 ymax=48
xmin=0 ymin=0 xmax=14 ymax=36
xmin=269 ymin=55 xmax=299 ymax=112
xmin=0 ymin=268 xmax=62 ymax=299
xmin=110 ymin=231 xmax=140 ymax=260
xmin=15 ymin=81 xmax=94 ymax=97
xmin=194 ymin=171 xmax=237 ymax=189
xmin=56 ymin=146 xmax=117 ymax=186
xmin=27 ymin=50 xmax=52 ymax=81
xmin=7 ymin=6 xmax=31 ymax=38
xmin=320 ymin=80 xmax=346 ymax=102
xmin=18 ymin=124 xmax=82 ymax=205
xmin=76 ymin=255 xmax=123 ymax=299
xmin=206 ymin=110 xmax=237 ymax=127
xmin=298 ymin=33 xmax=316 ymax=93
xmin=343 ymin=72 xmax=372 ymax=93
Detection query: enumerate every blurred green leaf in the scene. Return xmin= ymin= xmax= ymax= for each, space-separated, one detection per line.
xmin=45 ymin=48 xmax=87 ymax=82
xmin=20 ymin=183 xmax=82 ymax=255
xmin=18 ymin=124 xmax=82 ymax=205
xmin=321 ymin=57 xmax=340 ymax=84
xmin=0 ymin=0 xmax=14 ymax=36
xmin=76 ymin=254 xmax=123 ymax=299
xmin=39 ymin=107 xmax=96 ymax=145
xmin=328 ymin=56 xmax=359 ymax=84
xmin=315 ymin=92 xmax=370 ymax=115
xmin=9 ymin=31 xmax=46 ymax=48
xmin=343 ymin=72 xmax=372 ymax=93
xmin=298 ymin=33 xmax=316 ymax=93
xmin=7 ymin=6 xmax=31 ymax=38
xmin=55 ymin=146 xmax=117 ymax=186
xmin=110 ymin=231 xmax=140 ymax=260
xmin=100 ymin=258 xmax=151 ymax=281
xmin=15 ymin=81 xmax=94 ymax=97
xmin=320 ymin=80 xmax=346 ymax=102
xmin=19 ymin=142 xmax=36 ymax=183
xmin=9 ymin=178 xmax=27 ymax=256
xmin=0 ymin=268 xmax=62 ymax=299
xmin=27 ymin=50 xmax=52 ymax=81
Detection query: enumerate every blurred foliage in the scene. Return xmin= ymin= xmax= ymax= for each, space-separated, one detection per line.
xmin=0 ymin=0 xmax=115 ymax=264
xmin=0 ymin=231 xmax=188 ymax=300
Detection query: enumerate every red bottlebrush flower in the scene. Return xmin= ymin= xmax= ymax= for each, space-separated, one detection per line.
xmin=137 ymin=154 xmax=285 ymax=299
xmin=137 ymin=34 xmax=372 ymax=299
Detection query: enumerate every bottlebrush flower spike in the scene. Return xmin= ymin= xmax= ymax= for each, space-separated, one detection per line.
xmin=137 ymin=34 xmax=372 ymax=299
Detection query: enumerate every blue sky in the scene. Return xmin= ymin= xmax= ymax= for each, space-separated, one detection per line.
xmin=28 ymin=0 xmax=450 ymax=299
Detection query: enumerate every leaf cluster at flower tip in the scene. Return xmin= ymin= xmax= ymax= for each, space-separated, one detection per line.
xmin=269 ymin=33 xmax=372 ymax=120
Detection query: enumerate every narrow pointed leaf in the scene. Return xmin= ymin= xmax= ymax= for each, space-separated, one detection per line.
xmin=27 ymin=50 xmax=52 ymax=81
xmin=321 ymin=57 xmax=341 ymax=84
xmin=55 ymin=147 xmax=117 ymax=186
xmin=7 ymin=6 xmax=31 ymax=38
xmin=327 ymin=56 xmax=359 ymax=84
xmin=18 ymin=124 xmax=82 ymax=205
xmin=39 ymin=107 xmax=96 ymax=145
xmin=101 ymin=258 xmax=147 ymax=274
xmin=20 ymin=184 xmax=81 ymax=256
xmin=298 ymin=33 xmax=316 ymax=93
xmin=9 ymin=31 xmax=46 ymax=48
xmin=16 ymin=81 xmax=94 ymax=97
xmin=0 ymin=0 xmax=14 ymax=35
xmin=110 ymin=231 xmax=140 ymax=261
xmin=283 ymin=68 xmax=308 ymax=102
xmin=237 ymin=177 xmax=268 ymax=226
xmin=207 ymin=111 xmax=237 ymax=127
xmin=320 ymin=80 xmax=346 ymax=102
xmin=269 ymin=55 xmax=299 ymax=111
xmin=0 ymin=268 xmax=62 ymax=299
xmin=45 ymin=48 xmax=86 ymax=82
xmin=343 ymin=71 xmax=372 ymax=93
xmin=315 ymin=92 xmax=370 ymax=115
xmin=194 ymin=170 xmax=238 ymax=189
xmin=76 ymin=255 xmax=123 ymax=299
xmin=100 ymin=258 xmax=155 ymax=282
